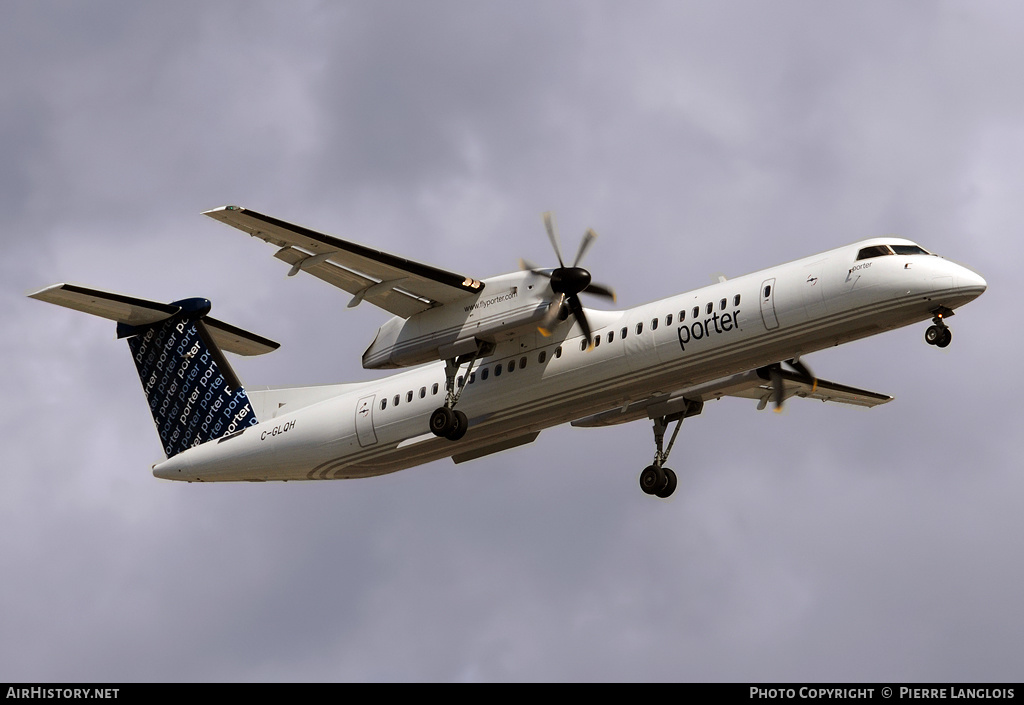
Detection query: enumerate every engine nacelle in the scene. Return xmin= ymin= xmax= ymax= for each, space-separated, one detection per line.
xmin=362 ymin=272 xmax=551 ymax=369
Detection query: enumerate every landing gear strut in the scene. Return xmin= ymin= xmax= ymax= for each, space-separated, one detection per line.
xmin=925 ymin=308 xmax=953 ymax=348
xmin=638 ymin=413 xmax=684 ymax=499
xmin=430 ymin=344 xmax=486 ymax=441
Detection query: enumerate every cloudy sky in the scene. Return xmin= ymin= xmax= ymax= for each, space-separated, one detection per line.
xmin=2 ymin=1 xmax=1020 ymax=682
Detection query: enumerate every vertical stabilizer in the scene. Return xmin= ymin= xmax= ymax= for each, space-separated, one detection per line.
xmin=123 ymin=307 xmax=259 ymax=457
xmin=28 ymin=284 xmax=278 ymax=458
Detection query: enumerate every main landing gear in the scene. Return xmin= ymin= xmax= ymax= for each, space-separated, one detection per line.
xmin=638 ymin=409 xmax=689 ymax=499
xmin=430 ymin=344 xmax=486 ymax=441
xmin=924 ymin=308 xmax=954 ymax=348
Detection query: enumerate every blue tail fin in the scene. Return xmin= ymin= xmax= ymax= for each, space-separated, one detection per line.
xmin=122 ymin=301 xmax=259 ymax=457
xmin=28 ymin=284 xmax=278 ymax=458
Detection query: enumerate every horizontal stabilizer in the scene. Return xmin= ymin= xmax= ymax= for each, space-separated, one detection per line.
xmin=28 ymin=283 xmax=178 ymax=327
xmin=28 ymin=283 xmax=275 ymax=458
xmin=28 ymin=283 xmax=279 ymax=356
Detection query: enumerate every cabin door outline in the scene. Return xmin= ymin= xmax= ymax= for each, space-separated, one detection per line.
xmin=760 ymin=278 xmax=779 ymax=330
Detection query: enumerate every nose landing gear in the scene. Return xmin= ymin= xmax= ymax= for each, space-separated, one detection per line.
xmin=925 ymin=308 xmax=954 ymax=348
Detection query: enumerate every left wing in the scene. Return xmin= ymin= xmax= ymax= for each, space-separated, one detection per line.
xmin=204 ymin=206 xmax=484 ymax=318
xmin=572 ymin=368 xmax=893 ymax=428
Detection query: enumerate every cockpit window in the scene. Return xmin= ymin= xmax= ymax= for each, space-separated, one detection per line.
xmin=858 ymin=243 xmax=932 ymax=260
xmin=891 ymin=244 xmax=931 ymax=256
xmin=856 ymin=245 xmax=893 ymax=260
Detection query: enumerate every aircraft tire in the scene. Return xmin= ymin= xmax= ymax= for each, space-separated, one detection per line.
xmin=925 ymin=325 xmax=942 ymax=345
xmin=936 ymin=328 xmax=952 ymax=348
xmin=445 ymin=410 xmax=469 ymax=441
xmin=639 ymin=465 xmax=665 ymax=495
xmin=430 ymin=407 xmax=456 ymax=437
xmin=655 ymin=468 xmax=677 ymax=499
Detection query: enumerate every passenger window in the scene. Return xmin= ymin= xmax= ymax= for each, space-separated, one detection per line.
xmin=636 ymin=322 xmax=643 ymax=335
xmin=679 ymin=310 xmax=685 ymax=321
xmin=621 ymin=327 xmax=628 ymax=339
xmin=763 ymin=285 xmax=771 ymax=298
xmin=380 ymin=399 xmax=387 ymax=410
xmin=494 ymin=364 xmax=502 ymax=377
xmin=431 ymin=383 xmax=439 ymax=395
xmin=520 ymin=356 xmax=527 ymax=369
xmin=666 ymin=314 xmax=672 ymax=326
xmin=538 ymin=350 xmax=547 ymax=364
xmin=393 ymin=394 xmax=400 ymax=407
xmin=507 ymin=360 xmax=515 ymax=373
xmin=580 ymin=339 xmax=588 ymax=351
xmin=419 ymin=387 xmax=426 ymax=399
xmin=469 ymin=372 xmax=476 ymax=384
xmin=651 ymin=318 xmax=658 ymax=331
xmin=607 ymin=331 xmax=614 ymax=344
xmin=555 ymin=346 xmax=562 ymax=358
xmin=720 ymin=298 xmax=726 ymax=311
xmin=734 ymin=294 xmax=741 ymax=306
xmin=593 ymin=335 xmax=600 ymax=348
xmin=692 ymin=306 xmax=699 ymax=318
xmin=706 ymin=302 xmax=713 ymax=315
xmin=481 ymin=368 xmax=489 ymax=380
xmin=406 ymin=391 xmax=413 ymax=403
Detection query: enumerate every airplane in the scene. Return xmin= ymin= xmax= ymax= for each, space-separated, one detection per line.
xmin=28 ymin=206 xmax=987 ymax=498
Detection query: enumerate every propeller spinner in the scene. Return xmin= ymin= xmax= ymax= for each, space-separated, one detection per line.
xmin=523 ymin=212 xmax=616 ymax=344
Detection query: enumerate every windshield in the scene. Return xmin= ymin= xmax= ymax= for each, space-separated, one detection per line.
xmin=856 ymin=243 xmax=932 ymax=260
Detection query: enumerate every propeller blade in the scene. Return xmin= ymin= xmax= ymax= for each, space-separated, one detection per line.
xmin=537 ymin=293 xmax=566 ymax=337
xmin=787 ymin=358 xmax=817 ymax=391
xmin=572 ymin=228 xmax=597 ymax=268
xmin=768 ymin=363 xmax=785 ymax=412
xmin=583 ymin=281 xmax=616 ymax=301
xmin=519 ymin=258 xmax=552 ymax=276
xmin=543 ymin=211 xmax=566 ymax=267
xmin=566 ymin=295 xmax=592 ymax=347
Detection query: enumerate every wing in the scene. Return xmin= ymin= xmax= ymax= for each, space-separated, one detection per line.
xmin=571 ymin=369 xmax=892 ymax=428
xmin=204 ymin=206 xmax=484 ymax=318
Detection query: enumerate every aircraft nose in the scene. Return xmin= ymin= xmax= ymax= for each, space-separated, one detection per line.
xmin=957 ymin=267 xmax=987 ymax=297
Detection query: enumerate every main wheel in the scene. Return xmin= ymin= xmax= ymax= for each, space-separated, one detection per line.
xmin=925 ymin=325 xmax=943 ymax=345
xmin=655 ymin=468 xmax=677 ymax=499
xmin=446 ymin=410 xmax=469 ymax=441
xmin=936 ymin=328 xmax=952 ymax=348
xmin=429 ymin=407 xmax=456 ymax=437
xmin=639 ymin=465 xmax=665 ymax=495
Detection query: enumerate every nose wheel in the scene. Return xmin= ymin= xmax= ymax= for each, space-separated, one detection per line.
xmin=925 ymin=309 xmax=953 ymax=348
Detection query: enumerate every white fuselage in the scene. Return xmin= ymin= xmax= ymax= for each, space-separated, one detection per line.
xmin=152 ymin=238 xmax=986 ymax=482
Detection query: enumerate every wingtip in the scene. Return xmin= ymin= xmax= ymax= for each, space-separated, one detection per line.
xmin=202 ymin=205 xmax=243 ymax=217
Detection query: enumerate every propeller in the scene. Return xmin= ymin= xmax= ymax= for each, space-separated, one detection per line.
xmin=522 ymin=212 xmax=616 ymax=345
xmin=762 ymin=358 xmax=818 ymax=412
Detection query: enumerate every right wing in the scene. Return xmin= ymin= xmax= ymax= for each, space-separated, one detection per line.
xmin=204 ymin=206 xmax=484 ymax=318
xmin=572 ymin=368 xmax=893 ymax=428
